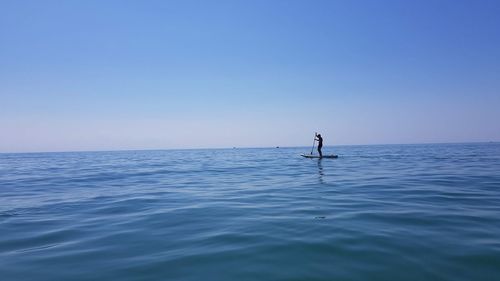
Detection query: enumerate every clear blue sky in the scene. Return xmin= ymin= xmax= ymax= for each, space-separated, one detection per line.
xmin=1 ymin=0 xmax=499 ymax=152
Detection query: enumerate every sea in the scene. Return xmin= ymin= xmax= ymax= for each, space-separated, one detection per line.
xmin=1 ymin=143 xmax=500 ymax=281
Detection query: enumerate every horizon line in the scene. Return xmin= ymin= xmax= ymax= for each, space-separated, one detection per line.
xmin=1 ymin=141 xmax=498 ymax=155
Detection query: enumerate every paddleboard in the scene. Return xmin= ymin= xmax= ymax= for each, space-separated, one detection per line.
xmin=301 ymin=154 xmax=338 ymax=159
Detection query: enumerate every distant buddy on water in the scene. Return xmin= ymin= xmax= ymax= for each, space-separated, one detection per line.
xmin=315 ymin=133 xmax=323 ymax=157
xmin=301 ymin=132 xmax=338 ymax=159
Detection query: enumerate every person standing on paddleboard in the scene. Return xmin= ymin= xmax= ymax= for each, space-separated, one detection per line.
xmin=315 ymin=133 xmax=323 ymax=158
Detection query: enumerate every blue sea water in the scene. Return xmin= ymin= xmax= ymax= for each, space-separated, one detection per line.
xmin=1 ymin=143 xmax=500 ymax=281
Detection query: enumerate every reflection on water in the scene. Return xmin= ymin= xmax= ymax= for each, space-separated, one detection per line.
xmin=317 ymin=159 xmax=324 ymax=184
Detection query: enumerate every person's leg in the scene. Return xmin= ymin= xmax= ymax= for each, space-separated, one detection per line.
xmin=318 ymin=146 xmax=322 ymax=158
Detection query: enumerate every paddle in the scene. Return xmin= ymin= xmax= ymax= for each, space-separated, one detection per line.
xmin=310 ymin=132 xmax=316 ymax=155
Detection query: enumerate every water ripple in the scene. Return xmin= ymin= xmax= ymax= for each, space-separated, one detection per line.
xmin=1 ymin=144 xmax=500 ymax=280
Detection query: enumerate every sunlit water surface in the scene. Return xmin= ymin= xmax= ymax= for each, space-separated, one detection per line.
xmin=1 ymin=143 xmax=500 ymax=280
